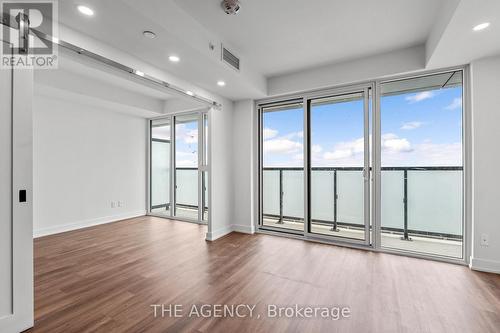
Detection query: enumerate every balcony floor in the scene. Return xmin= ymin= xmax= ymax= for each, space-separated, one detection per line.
xmin=263 ymin=217 xmax=462 ymax=259
xmin=151 ymin=206 xmax=207 ymax=221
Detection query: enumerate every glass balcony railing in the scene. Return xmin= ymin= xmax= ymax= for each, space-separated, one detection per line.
xmin=150 ymin=167 xmax=208 ymax=220
xmin=262 ymin=167 xmax=463 ymax=242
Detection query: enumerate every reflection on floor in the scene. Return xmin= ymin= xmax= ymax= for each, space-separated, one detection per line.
xmin=151 ymin=206 xmax=208 ymax=221
xmin=262 ymin=217 xmax=462 ymax=258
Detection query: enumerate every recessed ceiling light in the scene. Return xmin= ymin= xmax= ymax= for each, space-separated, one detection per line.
xmin=473 ymin=22 xmax=490 ymax=31
xmin=143 ymin=31 xmax=156 ymax=39
xmin=169 ymin=55 xmax=180 ymax=62
xmin=186 ymin=91 xmax=194 ymax=96
xmin=135 ymin=70 xmax=145 ymax=77
xmin=77 ymin=5 xmax=94 ymax=16
xmin=217 ymin=80 xmax=226 ymax=87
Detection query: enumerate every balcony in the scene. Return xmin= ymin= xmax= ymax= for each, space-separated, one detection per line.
xmin=150 ymin=167 xmax=208 ymax=221
xmin=263 ymin=167 xmax=463 ymax=258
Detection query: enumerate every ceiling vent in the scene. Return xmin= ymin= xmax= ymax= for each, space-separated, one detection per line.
xmin=221 ymin=0 xmax=241 ymax=15
xmin=221 ymin=45 xmax=240 ymax=71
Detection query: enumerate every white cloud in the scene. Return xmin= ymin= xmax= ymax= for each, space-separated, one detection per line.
xmin=445 ymin=97 xmax=462 ymax=110
xmin=412 ymin=142 xmax=462 ymax=166
xmin=263 ymin=138 xmax=302 ymax=154
xmin=319 ymin=134 xmax=410 ymax=166
xmin=176 ymin=124 xmax=198 ymax=144
xmin=311 ymin=144 xmax=322 ymax=153
xmin=405 ymin=91 xmax=435 ymax=103
xmin=263 ymin=130 xmax=305 ymax=158
xmin=281 ymin=131 xmax=303 ymax=140
xmin=323 ymin=149 xmax=353 ymax=160
xmin=263 ymin=128 xmax=278 ymax=140
xmin=400 ymin=121 xmax=423 ymax=130
xmin=381 ymin=133 xmax=413 ymax=153
xmin=264 ymin=129 xmax=461 ymax=167
xmin=322 ymin=137 xmax=365 ymax=164
xmin=381 ymin=141 xmax=462 ymax=167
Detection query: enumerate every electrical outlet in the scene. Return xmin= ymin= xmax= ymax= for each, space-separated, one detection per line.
xmin=480 ymin=233 xmax=489 ymax=247
xmin=118 ymin=201 xmax=123 ymax=207
xmin=111 ymin=201 xmax=116 ymax=208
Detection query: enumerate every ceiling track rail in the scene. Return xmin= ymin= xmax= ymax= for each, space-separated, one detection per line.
xmin=0 ymin=18 xmax=221 ymax=109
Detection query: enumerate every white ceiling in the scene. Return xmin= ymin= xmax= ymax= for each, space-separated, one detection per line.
xmin=56 ymin=0 xmax=266 ymax=101
xmin=175 ymin=0 xmax=444 ymax=77
xmin=53 ymin=0 xmax=500 ymax=101
xmin=426 ymin=0 xmax=500 ymax=69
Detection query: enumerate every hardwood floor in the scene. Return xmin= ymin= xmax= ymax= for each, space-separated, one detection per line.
xmin=29 ymin=216 xmax=500 ymax=332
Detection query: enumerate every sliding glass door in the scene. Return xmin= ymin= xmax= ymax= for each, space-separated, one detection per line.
xmin=379 ymin=71 xmax=464 ymax=258
xmin=259 ymin=87 xmax=371 ymax=245
xmin=260 ymin=101 xmax=304 ymax=233
xmin=150 ymin=118 xmax=171 ymax=217
xmin=308 ymin=90 xmax=370 ymax=243
xmin=258 ymin=69 xmax=465 ymax=261
xmin=174 ymin=113 xmax=199 ymax=220
xmin=149 ymin=111 xmax=208 ymax=223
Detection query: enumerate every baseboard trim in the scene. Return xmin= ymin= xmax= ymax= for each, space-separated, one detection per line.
xmin=33 ymin=211 xmax=146 ymax=238
xmin=470 ymin=257 xmax=500 ymax=274
xmin=205 ymin=225 xmax=233 ymax=241
xmin=232 ymin=223 xmax=255 ymax=234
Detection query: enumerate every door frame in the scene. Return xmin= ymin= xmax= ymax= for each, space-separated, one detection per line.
xmin=0 ymin=41 xmax=34 ymax=332
xmin=257 ymin=82 xmax=375 ymax=247
xmin=303 ymin=85 xmax=373 ymax=246
xmin=147 ymin=108 xmax=210 ymax=225
xmin=255 ymin=66 xmax=469 ymax=265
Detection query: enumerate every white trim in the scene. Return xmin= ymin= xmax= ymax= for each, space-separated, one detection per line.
xmin=205 ymin=225 xmax=232 ymax=241
xmin=232 ymin=223 xmax=255 ymax=234
xmin=470 ymin=257 xmax=500 ymax=274
xmin=33 ymin=211 xmax=146 ymax=238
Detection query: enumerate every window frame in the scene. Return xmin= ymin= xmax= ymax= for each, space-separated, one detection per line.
xmin=255 ymin=66 xmax=470 ymax=266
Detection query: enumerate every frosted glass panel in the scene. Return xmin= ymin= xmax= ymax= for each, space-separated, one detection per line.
xmin=176 ymin=169 xmax=198 ymax=206
xmin=150 ymin=118 xmax=171 ymax=216
xmin=310 ymin=171 xmax=334 ymax=221
xmin=337 ymin=171 xmax=364 ymax=226
xmin=408 ymin=171 xmax=462 ymax=235
xmin=282 ymin=170 xmax=304 ymax=219
xmin=381 ymin=171 xmax=404 ymax=230
xmin=262 ymin=170 xmax=280 ymax=216
xmin=151 ymin=141 xmax=170 ymax=207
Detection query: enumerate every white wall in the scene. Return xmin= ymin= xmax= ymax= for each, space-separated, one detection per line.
xmin=268 ymin=45 xmax=425 ymax=96
xmin=206 ymin=102 xmax=235 ymax=240
xmin=470 ymin=55 xmax=500 ymax=273
xmin=231 ymin=100 xmax=256 ymax=234
xmin=33 ymin=93 xmax=147 ymax=237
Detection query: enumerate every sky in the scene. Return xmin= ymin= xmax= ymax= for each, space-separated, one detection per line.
xmin=151 ymin=120 xmax=199 ymax=167
xmin=263 ymin=86 xmax=463 ymax=167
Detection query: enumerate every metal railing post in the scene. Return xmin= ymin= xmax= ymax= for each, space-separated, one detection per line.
xmin=331 ymin=169 xmax=339 ymax=231
xmin=277 ymin=169 xmax=284 ymax=224
xmin=401 ymin=169 xmax=411 ymax=241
